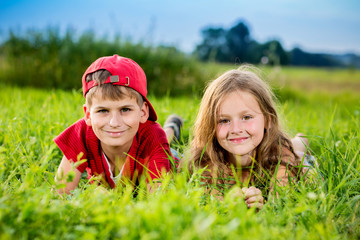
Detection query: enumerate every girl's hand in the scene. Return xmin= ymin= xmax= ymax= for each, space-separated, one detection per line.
xmin=241 ymin=186 xmax=264 ymax=210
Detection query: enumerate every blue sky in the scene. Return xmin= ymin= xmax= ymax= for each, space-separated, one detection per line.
xmin=1 ymin=0 xmax=359 ymax=54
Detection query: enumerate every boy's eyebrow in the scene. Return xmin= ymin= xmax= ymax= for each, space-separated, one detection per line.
xmin=93 ymin=103 xmax=137 ymax=109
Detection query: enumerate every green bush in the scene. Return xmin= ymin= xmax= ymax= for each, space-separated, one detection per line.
xmin=0 ymin=27 xmax=207 ymax=96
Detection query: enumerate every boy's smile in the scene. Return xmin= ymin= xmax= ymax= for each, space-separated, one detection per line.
xmin=84 ymin=93 xmax=148 ymax=157
xmin=216 ymin=90 xmax=266 ymax=166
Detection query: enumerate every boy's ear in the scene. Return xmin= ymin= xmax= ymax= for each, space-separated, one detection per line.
xmin=140 ymin=102 xmax=149 ymax=123
xmin=83 ymin=104 xmax=92 ymax=126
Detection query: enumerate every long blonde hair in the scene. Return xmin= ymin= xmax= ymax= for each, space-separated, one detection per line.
xmin=188 ymin=65 xmax=300 ymax=180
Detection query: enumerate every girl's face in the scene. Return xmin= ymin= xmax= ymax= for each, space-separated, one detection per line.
xmin=216 ymin=90 xmax=266 ymax=166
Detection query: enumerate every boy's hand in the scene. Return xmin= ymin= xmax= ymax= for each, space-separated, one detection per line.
xmin=241 ymin=186 xmax=264 ymax=210
xmin=95 ymin=185 xmax=109 ymax=194
xmin=147 ymin=182 xmax=162 ymax=193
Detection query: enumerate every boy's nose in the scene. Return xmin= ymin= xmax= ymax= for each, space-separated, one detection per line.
xmin=109 ymin=113 xmax=122 ymax=127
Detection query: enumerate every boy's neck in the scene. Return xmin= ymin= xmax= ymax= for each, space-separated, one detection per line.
xmin=100 ymin=142 xmax=131 ymax=164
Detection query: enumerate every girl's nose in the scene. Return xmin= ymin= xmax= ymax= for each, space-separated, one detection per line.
xmin=230 ymin=119 xmax=244 ymax=133
xmin=109 ymin=112 xmax=122 ymax=127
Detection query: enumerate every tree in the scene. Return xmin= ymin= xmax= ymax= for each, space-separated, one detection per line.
xmin=194 ymin=20 xmax=288 ymax=65
xmin=261 ymin=40 xmax=289 ymax=65
xmin=194 ymin=20 xmax=255 ymax=63
xmin=290 ymin=48 xmax=340 ymax=67
xmin=225 ymin=21 xmax=251 ymax=63
xmin=194 ymin=27 xmax=228 ymax=62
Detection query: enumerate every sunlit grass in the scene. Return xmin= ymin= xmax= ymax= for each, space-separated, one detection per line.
xmin=0 ymin=82 xmax=359 ymax=239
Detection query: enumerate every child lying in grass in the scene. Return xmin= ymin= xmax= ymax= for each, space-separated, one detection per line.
xmin=54 ymin=55 xmax=172 ymax=194
xmin=181 ymin=66 xmax=310 ymax=209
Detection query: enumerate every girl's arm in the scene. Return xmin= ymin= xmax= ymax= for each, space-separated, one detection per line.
xmin=270 ymin=164 xmax=298 ymax=197
xmin=226 ymin=186 xmax=263 ymax=209
xmin=207 ymin=184 xmax=264 ymax=209
xmin=274 ymin=164 xmax=291 ymax=187
xmin=54 ymin=155 xmax=82 ymax=195
xmin=241 ymin=186 xmax=264 ymax=209
xmin=271 ymin=147 xmax=299 ymax=190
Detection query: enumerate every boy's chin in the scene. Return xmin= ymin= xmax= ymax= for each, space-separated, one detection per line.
xmin=100 ymin=137 xmax=133 ymax=148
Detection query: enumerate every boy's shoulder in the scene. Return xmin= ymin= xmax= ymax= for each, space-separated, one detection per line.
xmin=128 ymin=120 xmax=170 ymax=158
xmin=55 ymin=118 xmax=89 ymax=141
xmin=137 ymin=120 xmax=166 ymax=140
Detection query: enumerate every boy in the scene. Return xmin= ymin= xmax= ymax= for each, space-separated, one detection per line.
xmin=54 ymin=54 xmax=172 ymax=194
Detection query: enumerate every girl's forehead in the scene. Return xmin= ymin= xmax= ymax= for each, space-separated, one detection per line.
xmin=217 ymin=90 xmax=262 ymax=114
xmin=219 ymin=90 xmax=257 ymax=104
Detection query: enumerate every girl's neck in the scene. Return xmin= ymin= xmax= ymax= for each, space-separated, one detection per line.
xmin=229 ymin=151 xmax=255 ymax=168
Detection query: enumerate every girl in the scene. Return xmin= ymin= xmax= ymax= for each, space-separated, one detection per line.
xmin=185 ymin=65 xmax=306 ymax=209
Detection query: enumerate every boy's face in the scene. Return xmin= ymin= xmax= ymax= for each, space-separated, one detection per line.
xmin=84 ymin=92 xmax=149 ymax=153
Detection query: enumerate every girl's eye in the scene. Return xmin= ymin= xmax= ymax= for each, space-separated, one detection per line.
xmin=242 ymin=115 xmax=252 ymax=120
xmin=219 ymin=119 xmax=230 ymax=124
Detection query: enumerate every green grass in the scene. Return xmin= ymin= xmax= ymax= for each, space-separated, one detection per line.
xmin=199 ymin=63 xmax=360 ymax=93
xmin=0 ymin=67 xmax=360 ymax=239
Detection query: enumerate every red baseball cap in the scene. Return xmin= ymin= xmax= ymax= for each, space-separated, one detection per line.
xmin=82 ymin=54 xmax=157 ymax=121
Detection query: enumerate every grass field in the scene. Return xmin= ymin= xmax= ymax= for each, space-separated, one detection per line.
xmin=0 ymin=66 xmax=359 ymax=239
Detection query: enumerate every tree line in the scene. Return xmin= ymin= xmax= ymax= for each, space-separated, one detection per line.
xmin=0 ymin=22 xmax=359 ymax=94
xmin=193 ymin=20 xmax=360 ymax=68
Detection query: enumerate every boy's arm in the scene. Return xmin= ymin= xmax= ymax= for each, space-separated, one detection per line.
xmin=146 ymin=145 xmax=171 ymax=179
xmin=136 ymin=121 xmax=172 ymax=192
xmin=143 ymin=145 xmax=171 ymax=193
xmin=54 ymin=155 xmax=82 ymax=195
xmin=147 ymin=182 xmax=162 ymax=193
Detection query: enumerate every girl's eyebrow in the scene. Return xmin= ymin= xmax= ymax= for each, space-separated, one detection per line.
xmin=218 ymin=110 xmax=261 ymax=118
xmin=218 ymin=110 xmax=247 ymax=115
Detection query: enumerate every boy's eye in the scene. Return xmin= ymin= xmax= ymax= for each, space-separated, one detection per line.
xmin=97 ymin=109 xmax=108 ymax=113
xmin=121 ymin=107 xmax=131 ymax=112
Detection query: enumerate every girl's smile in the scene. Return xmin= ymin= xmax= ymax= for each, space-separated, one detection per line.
xmin=228 ymin=136 xmax=249 ymax=144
